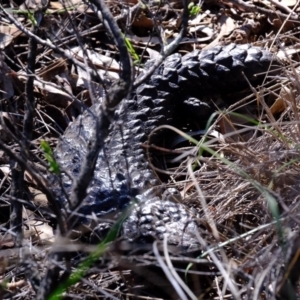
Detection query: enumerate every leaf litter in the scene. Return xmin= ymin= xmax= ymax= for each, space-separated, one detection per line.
xmin=1 ymin=0 xmax=300 ymax=298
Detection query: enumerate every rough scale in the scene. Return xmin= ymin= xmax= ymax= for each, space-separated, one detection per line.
xmin=54 ymin=44 xmax=278 ymax=247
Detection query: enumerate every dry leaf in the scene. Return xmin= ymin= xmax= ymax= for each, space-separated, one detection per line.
xmin=34 ymin=79 xmax=73 ymax=99
xmin=188 ymin=10 xmax=211 ymax=26
xmin=204 ymin=15 xmax=236 ymax=49
xmin=126 ymin=33 xmax=160 ymax=45
xmin=218 ymin=113 xmax=254 ymax=142
xmin=277 ymin=44 xmax=300 ymax=60
xmin=0 ymin=32 xmax=13 ymax=49
xmin=0 ymin=54 xmax=14 ymax=98
xmin=270 ymin=86 xmax=293 ymax=115
xmin=23 ymin=208 xmax=54 ymax=245
xmin=28 ymin=187 xmax=49 ymax=208
xmin=43 ymin=104 xmax=69 ymax=128
xmin=145 ymin=48 xmax=160 ymax=60
xmin=37 ymin=58 xmax=68 ymax=81
xmin=48 ymin=0 xmax=91 ymax=14
xmin=64 ymin=47 xmax=120 ymax=86
xmin=0 ymin=112 xmax=19 ymax=142
xmin=20 ymin=0 xmax=49 ymax=11
xmin=281 ymin=0 xmax=297 ymax=7
xmin=132 ymin=14 xmax=153 ymax=28
xmin=0 ymin=235 xmax=14 ymax=248
xmin=66 ymin=46 xmax=120 ymax=70
xmin=25 ymin=218 xmax=54 ymax=245
xmin=0 ymin=165 xmax=10 ymax=177
xmin=189 ymin=25 xmax=214 ymax=40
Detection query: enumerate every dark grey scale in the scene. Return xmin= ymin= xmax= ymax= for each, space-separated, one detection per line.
xmin=118 ymin=195 xmax=134 ymax=210
xmin=200 ymin=64 xmax=228 ymax=90
xmin=212 ymin=64 xmax=232 ymax=84
xmin=143 ymin=119 xmax=162 ymax=135
xmin=217 ymin=43 xmax=239 ymax=55
xmin=242 ymin=59 xmax=262 ymax=78
xmin=162 ymin=216 xmax=170 ymax=223
xmin=203 ymin=46 xmax=224 ymax=59
xmin=54 ymin=44 xmax=279 ymax=247
xmin=155 ymin=221 xmax=165 ymax=228
xmin=181 ymin=50 xmax=200 ymax=62
xmin=198 ymin=46 xmax=221 ymax=61
xmin=128 ymin=148 xmax=144 ymax=156
xmin=127 ymin=119 xmax=143 ymax=129
xmin=154 ymin=89 xmax=169 ymax=99
xmin=121 ymin=126 xmax=132 ymax=134
xmin=124 ymin=99 xmax=136 ymax=109
xmin=244 ymin=49 xmax=274 ymax=77
xmin=142 ymin=170 xmax=157 ymax=182
xmin=128 ymin=173 xmax=144 ymax=187
xmin=130 ymin=125 xmax=143 ymax=135
xmin=115 ymin=172 xmax=127 ymax=182
xmin=140 ymin=215 xmax=153 ymax=224
xmin=144 ymin=119 xmax=159 ymax=128
xmin=153 ymin=98 xmax=169 ymax=108
xmin=133 ymin=153 xmax=147 ymax=163
xmin=152 ymin=106 xmax=167 ymax=116
xmin=155 ymin=226 xmax=167 ymax=235
xmin=140 ymin=205 xmax=151 ymax=216
xmin=149 ymin=75 xmax=172 ymax=92
xmin=129 ymin=111 xmax=149 ymax=122
xmin=118 ymin=133 xmax=131 ymax=142
xmin=225 ymin=47 xmax=248 ymax=64
xmin=180 ymin=97 xmax=213 ymax=119
xmin=258 ymin=50 xmax=276 ymax=64
xmin=106 ymin=142 xmax=124 ymax=152
xmin=177 ymin=61 xmax=204 ymax=83
xmin=149 ymin=178 xmax=160 ymax=187
xmin=127 ymin=214 xmax=138 ymax=223
xmin=199 ymin=59 xmax=216 ymax=75
xmin=136 ymin=96 xmax=154 ymax=108
xmin=112 ymin=175 xmax=129 ymax=191
xmin=180 ymin=60 xmax=202 ymax=73
xmin=169 ymin=82 xmax=180 ymax=90
xmin=162 ymin=67 xmax=179 ymax=86
xmin=138 ymin=107 xmax=152 ymax=116
xmin=144 ymin=125 xmax=157 ymax=135
xmin=197 ymin=51 xmax=215 ymax=63
xmin=157 ymin=204 xmax=165 ymax=214
xmin=131 ymin=173 xmax=146 ymax=186
xmin=133 ymin=133 xmax=147 ymax=142
xmin=129 ymin=162 xmax=148 ymax=173
xmin=136 ymin=84 xmax=158 ymax=98
xmin=231 ymin=57 xmax=246 ymax=70
xmin=150 ymin=114 xmax=166 ymax=124
xmin=245 ymin=45 xmax=264 ymax=61
xmin=130 ymin=142 xmax=144 ymax=151
xmin=170 ymin=214 xmax=180 ymax=222
xmin=141 ymin=224 xmax=152 ymax=232
xmin=213 ymin=50 xmax=235 ymax=69
xmin=177 ymin=75 xmax=189 ymax=85
xmin=163 ymin=53 xmax=182 ymax=69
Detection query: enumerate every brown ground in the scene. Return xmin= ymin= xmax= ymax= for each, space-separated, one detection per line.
xmin=1 ymin=0 xmax=300 ymax=299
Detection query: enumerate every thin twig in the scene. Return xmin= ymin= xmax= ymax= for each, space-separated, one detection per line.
xmin=10 ymin=16 xmax=38 ymax=250
xmin=66 ymin=0 xmax=133 ymax=211
xmin=133 ymin=0 xmax=189 ymax=89
xmin=0 ymin=5 xmax=102 ymax=80
xmin=222 ymin=0 xmax=299 ymax=21
xmin=0 ymin=140 xmax=66 ymax=235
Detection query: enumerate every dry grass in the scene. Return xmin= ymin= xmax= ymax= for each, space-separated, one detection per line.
xmin=154 ymin=71 xmax=300 ymax=299
xmin=57 ymin=65 xmax=300 ymax=300
xmin=1 ymin=0 xmax=300 ymax=299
